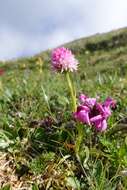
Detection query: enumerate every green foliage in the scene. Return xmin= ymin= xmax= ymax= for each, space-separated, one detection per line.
xmin=29 ymin=152 xmax=55 ymax=174
xmin=0 ymin=185 xmax=11 ymax=190
xmin=32 ymin=183 xmax=39 ymax=190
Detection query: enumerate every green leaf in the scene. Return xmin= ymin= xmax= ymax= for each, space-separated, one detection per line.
xmin=34 ymin=128 xmax=45 ymax=140
xmin=66 ymin=176 xmax=80 ymax=189
xmin=83 ymin=146 xmax=89 ymax=168
xmin=32 ymin=183 xmax=39 ymax=190
xmin=0 ymin=130 xmax=14 ymax=149
xmin=0 ymin=184 xmax=11 ymax=190
xmin=57 ymin=155 xmax=70 ymax=166
xmin=58 ymin=96 xmax=69 ymax=106
xmin=41 ymin=85 xmax=50 ymax=110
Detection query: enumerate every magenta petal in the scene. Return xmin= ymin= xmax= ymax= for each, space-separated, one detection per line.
xmin=79 ymin=94 xmax=96 ymax=108
xmin=90 ymin=115 xmax=107 ymax=132
xmin=74 ymin=105 xmax=90 ymax=125
xmin=104 ymin=97 xmax=116 ymax=108
xmin=77 ymin=105 xmax=90 ymax=112
xmin=85 ymin=98 xmax=96 ymax=107
xmin=103 ymin=106 xmax=111 ymax=118
xmin=90 ymin=115 xmax=102 ymax=123
xmin=96 ymin=103 xmax=111 ymax=119
xmin=96 ymin=103 xmax=104 ymax=113
xmin=94 ymin=119 xmax=107 ymax=132
xmin=101 ymin=119 xmax=107 ymax=131
xmin=79 ymin=94 xmax=87 ymax=103
xmin=78 ymin=110 xmax=90 ymax=125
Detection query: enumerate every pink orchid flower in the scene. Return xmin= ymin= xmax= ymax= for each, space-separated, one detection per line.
xmin=51 ymin=47 xmax=79 ymax=72
xmin=74 ymin=94 xmax=116 ymax=132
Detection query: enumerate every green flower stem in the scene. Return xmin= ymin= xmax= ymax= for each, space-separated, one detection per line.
xmin=75 ymin=123 xmax=88 ymax=180
xmin=75 ymin=123 xmax=83 ymax=154
xmin=65 ymin=72 xmax=77 ymax=112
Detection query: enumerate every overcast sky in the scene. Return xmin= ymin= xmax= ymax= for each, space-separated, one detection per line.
xmin=0 ymin=0 xmax=127 ymax=60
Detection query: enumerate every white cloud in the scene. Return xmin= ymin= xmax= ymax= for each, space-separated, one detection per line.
xmin=0 ymin=28 xmax=25 ymax=60
xmin=0 ymin=27 xmax=74 ymax=60
xmin=0 ymin=0 xmax=127 ymax=60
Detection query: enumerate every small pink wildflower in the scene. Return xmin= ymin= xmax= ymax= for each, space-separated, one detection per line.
xmin=51 ymin=47 xmax=79 ymax=72
xmin=74 ymin=94 xmax=116 ymax=132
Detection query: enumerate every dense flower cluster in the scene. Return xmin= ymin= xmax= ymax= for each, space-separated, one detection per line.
xmin=74 ymin=94 xmax=116 ymax=132
xmin=51 ymin=47 xmax=79 ymax=72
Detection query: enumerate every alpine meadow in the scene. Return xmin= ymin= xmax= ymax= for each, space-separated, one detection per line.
xmin=0 ymin=27 xmax=127 ymax=190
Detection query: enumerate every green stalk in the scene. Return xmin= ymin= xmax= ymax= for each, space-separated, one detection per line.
xmin=65 ymin=72 xmax=76 ymax=112
xmin=75 ymin=123 xmax=83 ymax=153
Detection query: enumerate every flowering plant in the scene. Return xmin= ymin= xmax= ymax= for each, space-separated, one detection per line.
xmin=50 ymin=47 xmax=117 ymax=181
xmin=51 ymin=47 xmax=116 ymax=132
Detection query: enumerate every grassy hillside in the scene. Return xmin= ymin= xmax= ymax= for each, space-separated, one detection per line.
xmin=1 ymin=27 xmax=127 ymax=79
xmin=0 ymin=27 xmax=127 ymax=189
